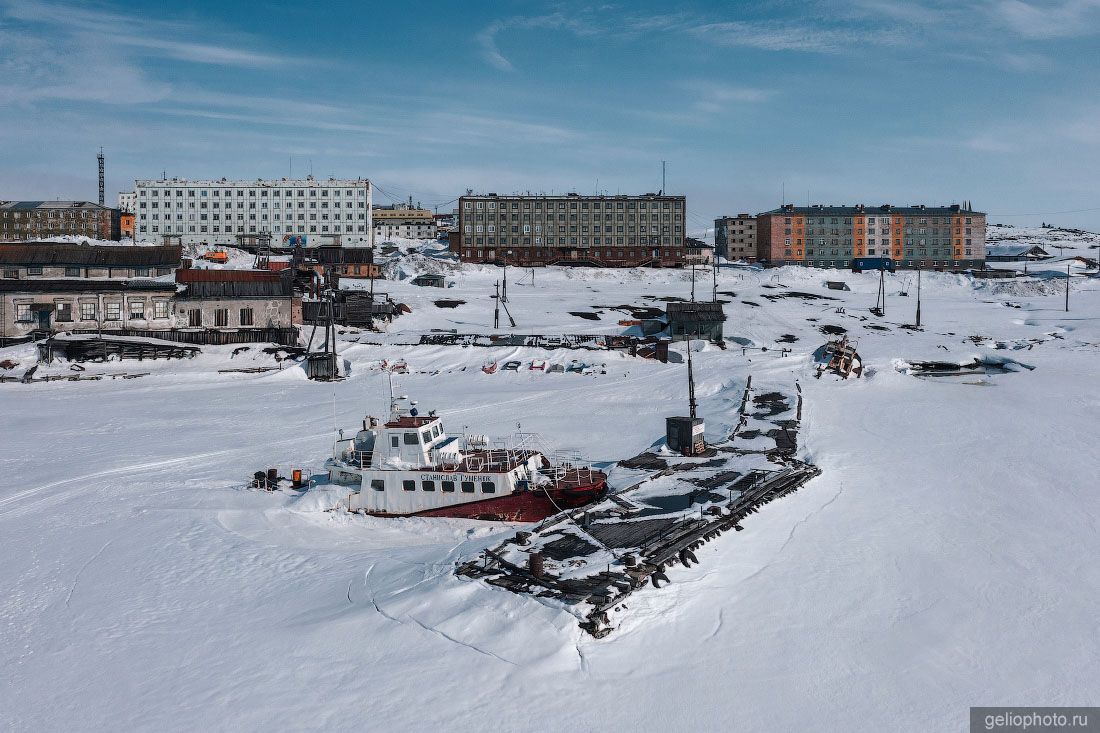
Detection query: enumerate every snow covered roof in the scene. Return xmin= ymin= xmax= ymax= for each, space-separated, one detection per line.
xmin=986 ymin=244 xmax=1050 ymax=257
xmin=761 ymin=204 xmax=984 ymax=216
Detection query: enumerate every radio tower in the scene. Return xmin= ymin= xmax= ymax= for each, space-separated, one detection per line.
xmin=97 ymin=148 xmax=105 ymax=206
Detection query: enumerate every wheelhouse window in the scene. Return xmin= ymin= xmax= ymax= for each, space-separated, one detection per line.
xmin=441 ymin=480 xmax=455 ymax=493
xmin=403 ymin=433 xmax=419 ymax=445
xmin=402 ymin=480 xmax=416 ymax=491
xmin=461 ymin=481 xmax=475 ymax=493
xmin=371 ymin=479 xmax=385 ymax=491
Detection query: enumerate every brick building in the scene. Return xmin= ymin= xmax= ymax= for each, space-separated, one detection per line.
xmin=0 ymin=201 xmax=121 ymax=241
xmin=714 ymin=214 xmax=757 ymax=261
xmin=756 ymin=203 xmax=986 ymax=270
xmin=454 ymin=193 xmax=686 ymax=267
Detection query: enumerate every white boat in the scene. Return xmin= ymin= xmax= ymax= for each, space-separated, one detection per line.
xmin=326 ymin=396 xmax=606 ymax=521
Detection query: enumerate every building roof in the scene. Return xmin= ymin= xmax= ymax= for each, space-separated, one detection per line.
xmin=461 ymin=192 xmax=686 ymax=201
xmin=0 ymin=279 xmax=177 ymax=293
xmin=685 ymin=238 xmax=713 ymax=250
xmin=0 ymin=243 xmax=181 ymax=267
xmin=0 ymin=201 xmax=115 ymax=212
xmin=134 ymin=177 xmax=370 ymax=187
xmin=760 ymin=204 xmax=984 ymax=217
xmin=180 ymin=280 xmax=292 ymax=298
xmin=176 ymin=268 xmax=284 ymax=283
xmin=986 ymin=244 xmax=1050 ymax=257
xmin=666 ymin=301 xmax=727 ymax=322
xmin=311 ymin=246 xmax=375 ymax=264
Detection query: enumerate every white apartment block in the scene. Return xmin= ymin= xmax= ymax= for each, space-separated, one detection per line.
xmin=133 ymin=176 xmax=373 ymax=247
xmin=118 ymin=191 xmax=136 ymax=214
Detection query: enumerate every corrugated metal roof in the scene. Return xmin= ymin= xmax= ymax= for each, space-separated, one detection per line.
xmin=180 ymin=280 xmax=292 ymax=298
xmin=0 ymin=279 xmax=177 ymax=293
xmin=0 ymin=243 xmax=182 ymax=267
xmin=176 ymin=268 xmax=283 ymax=283
xmin=0 ymin=201 xmax=113 ymax=211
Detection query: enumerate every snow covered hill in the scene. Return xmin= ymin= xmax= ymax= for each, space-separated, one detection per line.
xmin=1 ymin=225 xmax=1098 ymax=731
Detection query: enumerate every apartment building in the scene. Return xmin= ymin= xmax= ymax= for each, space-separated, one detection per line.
xmin=756 ymin=203 xmax=986 ymax=270
xmin=373 ymin=205 xmax=436 ymax=240
xmin=118 ymin=192 xmax=136 ymax=213
xmin=134 ymin=176 xmax=372 ymax=247
xmin=455 ymin=193 xmax=687 ymax=267
xmin=714 ymin=214 xmax=757 ymax=261
xmin=0 ymin=201 xmax=121 ymax=241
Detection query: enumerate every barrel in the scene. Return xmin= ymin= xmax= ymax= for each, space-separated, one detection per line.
xmin=292 ymin=469 xmax=303 ymax=487
xmin=266 ymin=468 xmax=278 ymax=486
xmin=528 ymin=552 xmax=545 ymax=578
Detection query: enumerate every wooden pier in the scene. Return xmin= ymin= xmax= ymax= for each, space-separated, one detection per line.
xmin=458 ymin=377 xmax=821 ymax=637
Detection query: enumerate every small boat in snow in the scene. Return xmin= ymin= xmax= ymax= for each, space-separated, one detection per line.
xmin=529 ymin=359 xmax=547 ymax=371
xmin=392 ymin=359 xmax=409 ymax=374
xmin=481 ymin=361 xmax=498 ymax=374
xmin=502 ymin=360 xmax=521 ymax=371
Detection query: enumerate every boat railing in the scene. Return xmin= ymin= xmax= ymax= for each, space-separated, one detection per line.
xmin=341 ymin=449 xmax=373 ymax=468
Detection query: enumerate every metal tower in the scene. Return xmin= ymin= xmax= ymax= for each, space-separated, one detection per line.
xmin=97 ymin=148 xmax=105 ymax=206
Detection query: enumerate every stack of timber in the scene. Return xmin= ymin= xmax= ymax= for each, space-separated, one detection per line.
xmin=457 ymin=377 xmax=821 ymax=637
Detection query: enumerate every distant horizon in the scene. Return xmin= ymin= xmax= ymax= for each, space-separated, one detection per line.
xmin=3 ymin=0 xmax=1099 ymax=236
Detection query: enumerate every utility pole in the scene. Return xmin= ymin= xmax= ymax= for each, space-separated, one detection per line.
xmin=1066 ymin=261 xmax=1071 ymax=312
xmin=494 ymin=282 xmax=500 ymax=329
xmin=712 ymin=256 xmax=718 ymax=303
xmin=915 ymin=267 xmax=922 ymax=328
xmin=501 ymin=250 xmax=511 ymax=302
xmin=690 ymin=264 xmax=696 ymax=302
xmin=661 ymin=161 xmax=666 ymax=193
xmin=687 ymin=337 xmax=698 ymax=420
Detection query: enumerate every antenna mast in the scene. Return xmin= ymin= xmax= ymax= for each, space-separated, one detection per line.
xmin=97 ymin=148 xmax=105 ymax=206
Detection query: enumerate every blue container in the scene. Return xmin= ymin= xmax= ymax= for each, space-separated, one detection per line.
xmin=852 ymin=257 xmax=895 ymax=272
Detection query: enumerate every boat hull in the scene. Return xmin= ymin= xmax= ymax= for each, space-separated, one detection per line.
xmin=367 ymin=477 xmax=607 ymax=522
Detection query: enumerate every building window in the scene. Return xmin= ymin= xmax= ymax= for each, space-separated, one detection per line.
xmin=27 ymin=266 xmax=43 ymax=276
xmin=15 ymin=304 xmax=32 ymax=322
xmin=154 ymin=300 xmax=169 ymax=319
xmin=129 ymin=300 xmax=145 ymax=319
xmin=105 ymin=302 xmax=121 ymax=321
xmin=239 ymin=308 xmax=254 ymax=326
xmin=81 ymin=302 xmax=96 ymax=320
xmin=55 ymin=303 xmax=73 ymax=322
xmin=188 ymin=309 xmax=201 ymax=327
xmin=214 ymin=308 xmax=228 ymax=327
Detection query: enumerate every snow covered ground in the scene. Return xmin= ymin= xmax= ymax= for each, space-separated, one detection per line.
xmin=2 ymin=226 xmax=1099 ymax=731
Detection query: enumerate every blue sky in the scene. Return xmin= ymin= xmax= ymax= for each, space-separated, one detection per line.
xmin=2 ymin=0 xmax=1100 ymax=234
